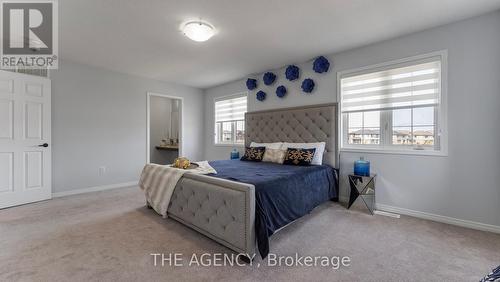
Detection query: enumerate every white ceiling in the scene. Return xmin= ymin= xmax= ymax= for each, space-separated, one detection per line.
xmin=60 ymin=0 xmax=500 ymax=89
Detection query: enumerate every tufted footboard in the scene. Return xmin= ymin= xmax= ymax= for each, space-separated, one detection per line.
xmin=158 ymin=173 xmax=256 ymax=256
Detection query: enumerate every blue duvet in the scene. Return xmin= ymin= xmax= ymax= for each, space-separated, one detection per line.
xmin=208 ymin=159 xmax=338 ymax=258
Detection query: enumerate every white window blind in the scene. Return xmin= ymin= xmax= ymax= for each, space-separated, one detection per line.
xmin=339 ymin=52 xmax=448 ymax=155
xmin=341 ymin=58 xmax=441 ymax=113
xmin=215 ymin=95 xmax=247 ymax=122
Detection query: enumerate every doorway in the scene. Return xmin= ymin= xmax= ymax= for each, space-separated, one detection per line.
xmin=146 ymin=92 xmax=183 ymax=165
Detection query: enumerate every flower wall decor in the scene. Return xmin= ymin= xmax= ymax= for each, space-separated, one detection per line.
xmin=263 ymin=72 xmax=276 ymax=85
xmin=313 ymin=56 xmax=330 ymax=73
xmin=285 ymin=65 xmax=300 ymax=81
xmin=301 ymin=78 xmax=315 ymax=93
xmin=246 ymin=78 xmax=257 ymax=90
xmin=276 ymin=85 xmax=287 ymax=98
xmin=245 ymin=54 xmax=331 ymax=102
xmin=256 ymin=90 xmax=266 ymax=101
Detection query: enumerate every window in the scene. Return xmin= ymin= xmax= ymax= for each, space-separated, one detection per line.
xmin=339 ymin=52 xmax=447 ymax=155
xmin=215 ymin=93 xmax=247 ymax=145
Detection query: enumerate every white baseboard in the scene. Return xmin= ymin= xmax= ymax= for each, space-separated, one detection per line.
xmin=52 ymin=181 xmax=138 ymax=198
xmin=339 ymin=196 xmax=500 ymax=234
xmin=373 ymin=210 xmax=400 ymax=218
xmin=376 ymin=203 xmax=500 ymax=234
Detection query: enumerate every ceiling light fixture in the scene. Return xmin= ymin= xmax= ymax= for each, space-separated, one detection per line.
xmin=182 ymin=21 xmax=215 ymax=42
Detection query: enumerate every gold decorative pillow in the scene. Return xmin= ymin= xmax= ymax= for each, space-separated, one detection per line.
xmin=283 ymin=148 xmax=316 ymax=166
xmin=262 ymin=148 xmax=286 ymax=164
xmin=240 ymin=147 xmax=265 ymax=162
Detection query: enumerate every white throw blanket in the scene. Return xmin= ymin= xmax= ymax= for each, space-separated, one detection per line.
xmin=139 ymin=161 xmax=216 ymax=218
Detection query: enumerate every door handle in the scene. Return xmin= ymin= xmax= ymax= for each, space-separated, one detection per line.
xmin=38 ymin=143 xmax=49 ymax=147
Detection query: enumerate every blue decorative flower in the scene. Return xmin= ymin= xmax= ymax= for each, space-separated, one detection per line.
xmin=276 ymin=85 xmax=287 ymax=98
xmin=246 ymin=78 xmax=257 ymax=90
xmin=263 ymin=72 xmax=276 ymax=85
xmin=301 ymin=78 xmax=315 ymax=93
xmin=313 ymin=56 xmax=330 ymax=73
xmin=285 ymin=65 xmax=300 ymax=81
xmin=256 ymin=90 xmax=266 ymax=101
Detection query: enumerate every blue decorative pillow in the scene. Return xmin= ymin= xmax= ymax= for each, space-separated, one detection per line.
xmin=240 ymin=147 xmax=266 ymax=162
xmin=263 ymin=72 xmax=276 ymax=85
xmin=480 ymin=265 xmax=500 ymax=282
xmin=313 ymin=56 xmax=330 ymax=73
xmin=283 ymin=148 xmax=316 ymax=166
xmin=285 ymin=65 xmax=300 ymax=81
xmin=301 ymin=78 xmax=315 ymax=93
xmin=276 ymin=85 xmax=287 ymax=98
xmin=256 ymin=90 xmax=266 ymax=101
xmin=246 ymin=78 xmax=257 ymax=90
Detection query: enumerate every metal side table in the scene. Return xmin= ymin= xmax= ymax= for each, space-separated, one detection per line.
xmin=348 ymin=174 xmax=376 ymax=215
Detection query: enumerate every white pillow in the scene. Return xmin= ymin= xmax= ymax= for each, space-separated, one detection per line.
xmin=282 ymin=142 xmax=326 ymax=165
xmin=262 ymin=148 xmax=286 ymax=164
xmin=250 ymin=142 xmax=283 ymax=150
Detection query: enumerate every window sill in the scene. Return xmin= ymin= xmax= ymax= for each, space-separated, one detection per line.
xmin=214 ymin=143 xmax=245 ymax=147
xmin=340 ymin=147 xmax=448 ymax=157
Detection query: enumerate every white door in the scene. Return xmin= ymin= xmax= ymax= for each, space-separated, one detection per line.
xmin=0 ymin=70 xmax=51 ymax=209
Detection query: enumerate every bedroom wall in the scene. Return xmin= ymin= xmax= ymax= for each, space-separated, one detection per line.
xmin=51 ymin=60 xmax=204 ymax=194
xmin=203 ymin=11 xmax=500 ymax=229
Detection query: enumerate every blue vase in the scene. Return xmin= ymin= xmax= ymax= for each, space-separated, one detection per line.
xmin=354 ymin=157 xmax=370 ymax=176
xmin=230 ymin=149 xmax=240 ymax=160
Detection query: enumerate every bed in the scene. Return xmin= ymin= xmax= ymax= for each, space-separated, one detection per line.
xmin=149 ymin=103 xmax=339 ymax=258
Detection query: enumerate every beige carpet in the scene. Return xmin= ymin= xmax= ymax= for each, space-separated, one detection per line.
xmin=1 ymin=186 xmax=499 ymax=282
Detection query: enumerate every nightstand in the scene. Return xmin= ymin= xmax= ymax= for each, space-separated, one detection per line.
xmin=348 ymin=174 xmax=376 ymax=215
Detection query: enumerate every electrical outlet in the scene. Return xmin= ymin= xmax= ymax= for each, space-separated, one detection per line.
xmin=98 ymin=166 xmax=106 ymax=176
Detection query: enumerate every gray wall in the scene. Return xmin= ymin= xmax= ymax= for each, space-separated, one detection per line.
xmin=51 ymin=60 xmax=204 ymax=193
xmin=203 ymin=11 xmax=500 ymax=227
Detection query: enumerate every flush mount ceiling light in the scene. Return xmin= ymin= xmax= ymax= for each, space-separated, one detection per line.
xmin=182 ymin=21 xmax=215 ymax=42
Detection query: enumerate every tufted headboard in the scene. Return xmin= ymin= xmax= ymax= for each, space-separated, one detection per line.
xmin=245 ymin=103 xmax=338 ymax=168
